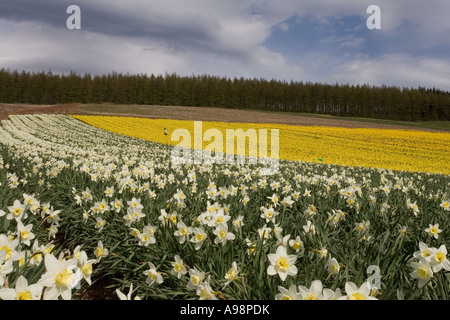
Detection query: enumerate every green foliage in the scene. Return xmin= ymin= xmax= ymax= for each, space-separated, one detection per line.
xmin=0 ymin=69 xmax=449 ymax=121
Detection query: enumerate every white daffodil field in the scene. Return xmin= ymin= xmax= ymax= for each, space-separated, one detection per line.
xmin=0 ymin=114 xmax=449 ymax=300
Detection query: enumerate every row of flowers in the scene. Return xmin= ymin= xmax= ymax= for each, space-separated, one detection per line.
xmin=0 ymin=114 xmax=448 ymax=300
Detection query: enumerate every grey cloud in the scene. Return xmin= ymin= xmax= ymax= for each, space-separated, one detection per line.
xmin=0 ymin=1 xmax=224 ymax=56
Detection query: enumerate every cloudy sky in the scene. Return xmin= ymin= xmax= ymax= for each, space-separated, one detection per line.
xmin=1 ymin=0 xmax=449 ymax=91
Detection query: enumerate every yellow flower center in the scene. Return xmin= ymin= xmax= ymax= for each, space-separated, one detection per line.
xmin=174 ymin=263 xmax=183 ymax=272
xmin=33 ymin=253 xmax=43 ymax=263
xmin=1 ymin=246 xmax=12 ymax=260
xmin=430 ymin=228 xmax=438 ymax=234
xmin=199 ymin=287 xmax=214 ymax=300
xmin=304 ymin=293 xmax=319 ymax=300
xmin=281 ymin=294 xmax=293 ymax=300
xmin=82 ymin=263 xmax=93 ymax=276
xmin=196 ymin=233 xmax=205 ymax=241
xmin=435 ymin=252 xmax=445 ymax=263
xmin=292 ymin=242 xmax=301 ymax=251
xmin=96 ymin=247 xmax=104 ymax=257
xmin=17 ymin=290 xmax=33 ymax=300
xmin=276 ymin=257 xmax=289 ymax=272
xmin=417 ymin=267 xmax=430 ymax=279
xmin=422 ymin=249 xmax=430 ymax=257
xmin=349 ymin=292 xmax=366 ymax=300
xmin=179 ymin=227 xmax=188 ymax=236
xmin=218 ymin=230 xmax=227 ymax=239
xmin=330 ymin=264 xmax=339 ymax=274
xmin=225 ymin=268 xmax=237 ymax=280
xmin=148 ymin=271 xmax=158 ymax=281
xmin=55 ymin=268 xmax=74 ymax=287
xmin=14 ymin=208 xmax=22 ymax=216
xmin=191 ymin=275 xmax=201 ymax=286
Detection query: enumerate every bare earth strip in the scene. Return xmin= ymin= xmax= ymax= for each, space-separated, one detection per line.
xmin=0 ymin=103 xmax=447 ymax=132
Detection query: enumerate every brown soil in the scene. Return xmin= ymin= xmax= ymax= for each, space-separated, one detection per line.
xmin=0 ymin=103 xmax=81 ymax=121
xmin=0 ymin=103 xmax=444 ymax=132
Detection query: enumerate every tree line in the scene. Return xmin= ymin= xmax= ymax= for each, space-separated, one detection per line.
xmin=0 ymin=69 xmax=449 ymax=121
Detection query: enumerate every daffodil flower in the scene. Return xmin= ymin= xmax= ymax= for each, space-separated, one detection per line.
xmin=267 ymin=245 xmax=298 ymax=281
xmin=339 ymin=282 xmax=378 ymax=300
xmin=37 ymin=254 xmax=82 ymax=300
xmin=0 ymin=275 xmax=43 ymax=300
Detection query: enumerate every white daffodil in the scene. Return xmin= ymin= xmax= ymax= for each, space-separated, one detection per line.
xmin=339 ymin=281 xmax=378 ymax=300
xmin=0 ymin=251 xmax=14 ymax=287
xmin=275 ymin=285 xmax=302 ymax=300
xmin=16 ymin=221 xmax=35 ymax=246
xmin=303 ymin=220 xmax=316 ymax=235
xmin=429 ymin=245 xmax=450 ymax=273
xmin=260 ymin=207 xmax=278 ymax=223
xmin=257 ymin=225 xmax=272 ymax=243
xmin=138 ymin=225 xmax=157 ymax=247
xmin=414 ymin=242 xmax=433 ymax=260
xmin=425 ymin=224 xmax=442 ymax=239
xmin=267 ymin=245 xmax=298 ymax=281
xmin=196 ymin=277 xmax=218 ymax=300
xmin=95 ymin=217 xmax=106 ymax=232
xmin=288 ymin=236 xmax=304 ymax=253
xmin=171 ymin=255 xmax=187 ymax=279
xmin=144 ymin=262 xmax=164 ymax=286
xmin=7 ymin=199 xmax=27 ymax=221
xmin=187 ymin=268 xmax=205 ymax=290
xmin=174 ymin=221 xmax=192 ymax=244
xmin=37 ymin=254 xmax=82 ymax=300
xmin=440 ymin=200 xmax=449 ymax=211
xmin=0 ymin=275 xmax=43 ymax=300
xmin=298 ymin=280 xmax=324 ymax=300
xmin=232 ymin=215 xmax=245 ymax=231
xmin=213 ymin=224 xmax=235 ymax=246
xmin=78 ymin=251 xmax=96 ymax=286
xmin=94 ymin=240 xmax=109 ymax=262
xmin=223 ymin=261 xmax=239 ymax=288
xmin=327 ymin=257 xmax=340 ymax=276
xmin=104 ymin=186 xmax=115 ymax=198
xmin=410 ymin=259 xmax=434 ymax=288
xmin=116 ymin=283 xmax=140 ymax=300
xmin=111 ymin=198 xmax=123 ymax=213
xmin=322 ymin=288 xmax=343 ymax=300
xmin=190 ymin=227 xmax=208 ymax=250
xmin=0 ymin=234 xmax=20 ymax=262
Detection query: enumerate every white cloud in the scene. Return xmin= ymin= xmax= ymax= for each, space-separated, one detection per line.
xmin=327 ymin=54 xmax=450 ymax=89
xmin=0 ymin=1 xmax=449 ymax=90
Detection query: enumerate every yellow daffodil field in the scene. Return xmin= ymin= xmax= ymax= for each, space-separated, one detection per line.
xmin=0 ymin=114 xmax=449 ymax=300
xmin=73 ymin=115 xmax=450 ymax=175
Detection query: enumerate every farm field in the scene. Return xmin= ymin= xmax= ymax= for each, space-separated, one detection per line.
xmin=2 ymin=103 xmax=450 ymax=132
xmin=73 ymin=115 xmax=450 ymax=175
xmin=0 ymin=113 xmax=449 ymax=300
